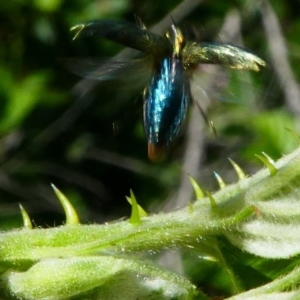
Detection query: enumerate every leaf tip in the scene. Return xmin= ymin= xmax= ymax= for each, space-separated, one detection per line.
xmin=206 ymin=191 xmax=219 ymax=212
xmin=19 ymin=203 xmax=33 ymax=229
xmin=213 ymin=171 xmax=226 ymax=189
xmin=51 ymin=183 xmax=80 ymax=225
xmin=228 ymin=158 xmax=246 ymax=180
xmin=255 ymin=152 xmax=277 ymax=175
xmin=189 ymin=175 xmax=204 ymax=200
xmin=128 ymin=189 xmax=141 ymax=225
xmin=126 ymin=190 xmax=148 ymax=219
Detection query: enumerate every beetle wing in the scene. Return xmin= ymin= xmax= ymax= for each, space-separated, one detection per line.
xmin=183 ymin=42 xmax=266 ymax=72
xmin=71 ymin=20 xmax=171 ymax=57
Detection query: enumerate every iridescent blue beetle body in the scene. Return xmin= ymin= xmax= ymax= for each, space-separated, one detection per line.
xmin=143 ymin=25 xmax=190 ymax=161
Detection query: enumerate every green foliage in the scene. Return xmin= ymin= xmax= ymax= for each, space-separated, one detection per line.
xmin=0 ymin=71 xmax=50 ymax=133
xmin=1 ymin=0 xmax=300 ymax=299
xmin=6 ymin=257 xmax=198 ymax=300
xmin=1 ymin=147 xmax=300 ymax=299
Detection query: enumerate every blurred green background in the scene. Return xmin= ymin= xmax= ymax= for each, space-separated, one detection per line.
xmin=1 ymin=0 xmax=299 ymax=225
xmin=1 ymin=0 xmax=300 ymax=297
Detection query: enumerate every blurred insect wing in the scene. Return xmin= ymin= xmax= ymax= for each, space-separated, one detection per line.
xmin=63 ymin=56 xmax=153 ymax=86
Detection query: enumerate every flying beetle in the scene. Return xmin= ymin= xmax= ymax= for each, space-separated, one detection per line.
xmin=70 ymin=18 xmax=266 ymax=162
